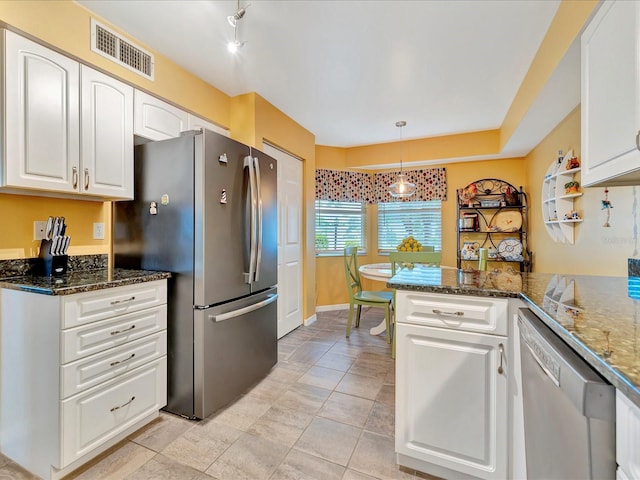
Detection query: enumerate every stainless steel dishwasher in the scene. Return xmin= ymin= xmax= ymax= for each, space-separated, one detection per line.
xmin=518 ymin=308 xmax=616 ymax=479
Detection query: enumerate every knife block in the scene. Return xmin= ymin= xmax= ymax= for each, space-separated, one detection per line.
xmin=38 ymin=239 xmax=68 ymax=276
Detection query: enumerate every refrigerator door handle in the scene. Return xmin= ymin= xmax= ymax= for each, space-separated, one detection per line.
xmin=209 ymin=293 xmax=278 ymax=322
xmin=253 ymin=157 xmax=262 ymax=282
xmin=244 ymin=155 xmax=257 ymax=284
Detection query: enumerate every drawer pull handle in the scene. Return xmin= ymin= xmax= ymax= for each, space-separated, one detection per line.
xmin=432 ymin=309 xmax=464 ymax=316
xmin=110 ymin=325 xmax=136 ymax=336
xmin=498 ymin=343 xmax=504 ymax=374
xmin=110 ymin=353 xmax=135 ymax=367
xmin=111 ymin=296 xmax=136 ymax=306
xmin=110 ymin=396 xmax=135 ymax=412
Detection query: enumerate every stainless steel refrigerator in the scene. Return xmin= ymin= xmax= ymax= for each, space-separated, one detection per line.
xmin=113 ymin=129 xmax=277 ymax=419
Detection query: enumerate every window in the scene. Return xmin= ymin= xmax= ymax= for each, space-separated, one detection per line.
xmin=315 ymin=200 xmax=366 ymax=254
xmin=378 ymin=200 xmax=442 ymax=252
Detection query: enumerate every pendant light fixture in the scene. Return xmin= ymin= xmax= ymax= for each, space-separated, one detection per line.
xmin=388 ymin=121 xmax=416 ymax=198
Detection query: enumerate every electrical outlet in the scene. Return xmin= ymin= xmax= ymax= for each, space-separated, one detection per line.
xmin=34 ymin=221 xmax=47 ymax=241
xmin=93 ymin=222 xmax=105 ymax=240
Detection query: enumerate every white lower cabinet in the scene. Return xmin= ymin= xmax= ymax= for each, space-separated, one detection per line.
xmin=0 ymin=280 xmax=167 ymax=480
xmin=617 ymin=390 xmax=640 ymax=480
xmin=395 ymin=291 xmax=508 ymax=479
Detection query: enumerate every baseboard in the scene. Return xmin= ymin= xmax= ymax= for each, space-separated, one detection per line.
xmin=304 ymin=313 xmax=317 ymax=326
xmin=316 ymin=303 xmax=349 ymax=312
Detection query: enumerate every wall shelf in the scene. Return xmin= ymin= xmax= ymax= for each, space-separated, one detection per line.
xmin=542 ymin=150 xmax=583 ymax=244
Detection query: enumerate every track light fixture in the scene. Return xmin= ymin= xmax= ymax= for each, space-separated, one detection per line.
xmin=226 ymin=1 xmax=249 ymax=54
xmin=227 ymin=6 xmax=247 ymax=27
xmin=388 ymin=121 xmax=416 ymax=198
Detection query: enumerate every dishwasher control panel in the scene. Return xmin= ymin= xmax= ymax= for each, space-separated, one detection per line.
xmin=518 ymin=314 xmax=561 ymax=385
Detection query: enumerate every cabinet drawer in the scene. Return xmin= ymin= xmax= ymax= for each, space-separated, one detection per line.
xmin=396 ymin=291 xmax=508 ymax=336
xmin=61 ymin=331 xmax=167 ymax=398
xmin=61 ymin=305 xmax=167 ymax=363
xmin=61 ymin=357 xmax=167 ymax=467
xmin=62 ymin=280 xmax=167 ymax=329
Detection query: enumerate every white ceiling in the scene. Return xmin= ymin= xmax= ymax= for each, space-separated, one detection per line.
xmin=76 ymin=0 xmax=575 ymax=156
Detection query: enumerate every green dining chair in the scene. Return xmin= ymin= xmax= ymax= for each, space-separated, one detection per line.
xmin=388 ymin=250 xmax=442 ymax=358
xmin=343 ymin=246 xmax=394 ymax=343
xmin=389 ymin=251 xmax=442 ymax=274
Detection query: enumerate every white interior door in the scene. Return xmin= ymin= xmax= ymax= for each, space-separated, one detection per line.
xmin=262 ymin=144 xmax=303 ymax=338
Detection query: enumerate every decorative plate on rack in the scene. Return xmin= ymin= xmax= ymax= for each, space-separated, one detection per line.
xmin=497 ymin=238 xmax=523 ymax=261
xmin=493 ymin=211 xmax=522 ymax=232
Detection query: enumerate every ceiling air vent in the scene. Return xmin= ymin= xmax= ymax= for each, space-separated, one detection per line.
xmin=90 ymin=18 xmax=154 ymax=80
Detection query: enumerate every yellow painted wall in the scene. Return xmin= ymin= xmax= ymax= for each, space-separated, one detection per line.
xmin=0 ymin=194 xmax=108 ymax=259
xmin=526 ymin=106 xmax=635 ymax=277
xmin=348 ymin=129 xmax=501 ymax=168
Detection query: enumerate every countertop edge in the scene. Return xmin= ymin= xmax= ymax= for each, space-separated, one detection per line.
xmin=0 ymin=270 xmax=171 ymax=296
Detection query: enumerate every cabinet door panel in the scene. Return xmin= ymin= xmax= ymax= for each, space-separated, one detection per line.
xmin=61 ymin=357 xmax=166 ymax=467
xmin=134 ymin=90 xmax=187 ymax=140
xmin=4 ymin=30 xmax=79 ymax=191
xmin=582 ymin=0 xmax=640 ymax=186
xmin=396 ymin=323 xmax=507 ymax=479
xmin=81 ymin=66 xmax=133 ymax=199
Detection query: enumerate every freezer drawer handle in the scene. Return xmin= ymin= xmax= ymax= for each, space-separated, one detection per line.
xmin=210 ymin=294 xmax=278 ymax=322
xmin=432 ymin=309 xmax=464 ymax=316
xmin=110 ymin=353 xmax=136 ymax=367
xmin=110 ymin=324 xmax=136 ymax=335
xmin=110 ymin=396 xmax=135 ymax=412
xmin=111 ymin=296 xmax=136 ymax=305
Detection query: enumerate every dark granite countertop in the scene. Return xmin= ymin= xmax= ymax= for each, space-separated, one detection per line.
xmin=388 ymin=267 xmax=640 ymax=408
xmin=0 ymin=268 xmax=170 ymax=295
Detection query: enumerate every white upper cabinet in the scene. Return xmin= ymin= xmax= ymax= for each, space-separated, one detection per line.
xmin=1 ymin=29 xmax=134 ymax=200
xmin=3 ymin=29 xmax=80 ymax=193
xmin=134 ymin=90 xmax=188 ymax=140
xmin=581 ymin=0 xmax=640 ymax=187
xmin=80 ymin=66 xmax=133 ymax=199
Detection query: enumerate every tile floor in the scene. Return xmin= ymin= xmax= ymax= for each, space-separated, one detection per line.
xmin=0 ymin=308 xmax=438 ymax=480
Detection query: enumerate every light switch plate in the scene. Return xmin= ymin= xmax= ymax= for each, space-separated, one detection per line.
xmin=93 ymin=222 xmax=105 ymax=240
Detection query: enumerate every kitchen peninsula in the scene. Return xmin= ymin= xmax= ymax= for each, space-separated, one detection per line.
xmin=389 ymin=266 xmax=640 ymax=480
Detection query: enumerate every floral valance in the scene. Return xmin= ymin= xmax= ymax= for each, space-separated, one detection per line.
xmin=374 ymin=168 xmax=447 ymax=203
xmin=315 ymin=169 xmax=375 ymax=203
xmin=315 ymin=167 xmax=447 ymax=203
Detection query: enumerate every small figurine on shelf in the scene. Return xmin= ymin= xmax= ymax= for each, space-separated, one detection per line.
xmin=566 ymin=156 xmax=580 ymax=170
xmin=564 ymin=180 xmax=580 ymax=194
xmin=563 ymin=210 xmax=581 ymax=221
